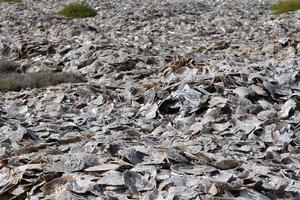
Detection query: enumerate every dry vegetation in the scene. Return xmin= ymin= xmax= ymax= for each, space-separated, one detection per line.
xmin=0 ymin=0 xmax=21 ymax=3
xmin=0 ymin=60 xmax=20 ymax=73
xmin=0 ymin=59 xmax=85 ymax=92
xmin=0 ymin=71 xmax=85 ymax=92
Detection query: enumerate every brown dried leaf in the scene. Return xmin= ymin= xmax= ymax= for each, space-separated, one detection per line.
xmin=213 ymin=159 xmax=240 ymax=170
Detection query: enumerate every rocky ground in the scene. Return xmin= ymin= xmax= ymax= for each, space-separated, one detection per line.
xmin=0 ymin=0 xmax=300 ymax=199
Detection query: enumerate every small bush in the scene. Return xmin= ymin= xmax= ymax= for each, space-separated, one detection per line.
xmin=271 ymin=0 xmax=300 ymax=14
xmin=57 ymin=2 xmax=97 ymax=18
xmin=0 ymin=0 xmax=21 ymax=3
xmin=0 ymin=71 xmax=85 ymax=92
xmin=0 ymin=60 xmax=20 ymax=73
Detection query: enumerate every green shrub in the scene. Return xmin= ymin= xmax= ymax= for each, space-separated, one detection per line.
xmin=271 ymin=0 xmax=300 ymax=14
xmin=0 ymin=0 xmax=21 ymax=3
xmin=57 ymin=2 xmax=97 ymax=18
xmin=0 ymin=71 xmax=85 ymax=92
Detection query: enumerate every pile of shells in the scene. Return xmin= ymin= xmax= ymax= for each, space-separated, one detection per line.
xmin=0 ymin=0 xmax=299 ymax=199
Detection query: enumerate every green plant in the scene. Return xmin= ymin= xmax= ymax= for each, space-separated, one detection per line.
xmin=0 ymin=0 xmax=21 ymax=3
xmin=57 ymin=2 xmax=97 ymax=18
xmin=0 ymin=60 xmax=20 ymax=73
xmin=0 ymin=71 xmax=85 ymax=92
xmin=271 ymin=0 xmax=300 ymax=14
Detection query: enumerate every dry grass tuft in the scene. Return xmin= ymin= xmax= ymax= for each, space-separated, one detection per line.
xmin=0 ymin=0 xmax=21 ymax=3
xmin=0 ymin=60 xmax=20 ymax=73
xmin=0 ymin=71 xmax=85 ymax=92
